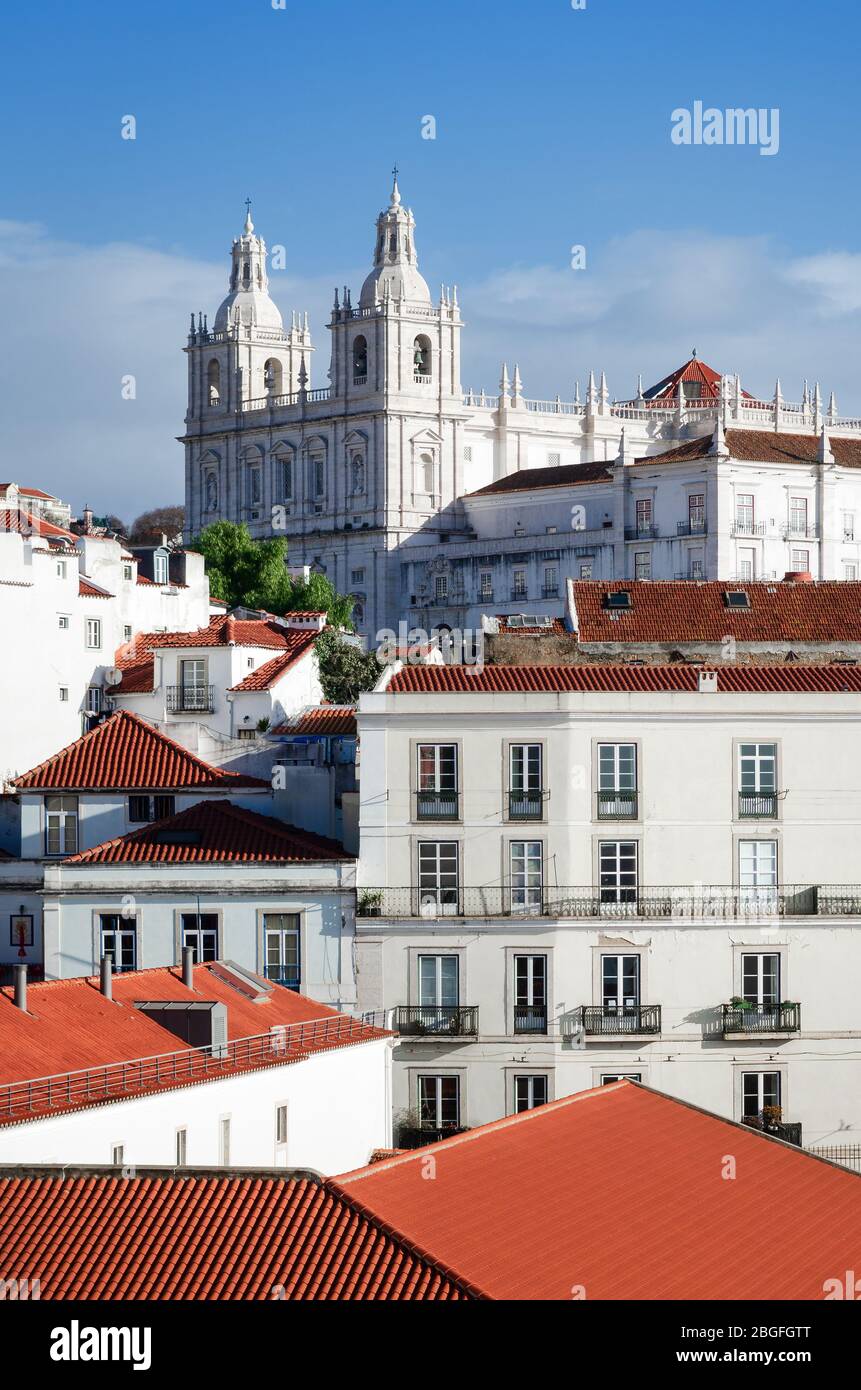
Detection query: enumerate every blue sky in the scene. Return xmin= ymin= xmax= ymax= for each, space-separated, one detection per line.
xmin=2 ymin=0 xmax=860 ymax=519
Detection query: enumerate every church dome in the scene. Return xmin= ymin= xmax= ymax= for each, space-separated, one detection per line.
xmin=213 ymin=287 xmax=283 ymax=333
xmin=359 ymin=176 xmax=431 ymax=309
xmin=214 ymin=206 xmax=284 ymax=333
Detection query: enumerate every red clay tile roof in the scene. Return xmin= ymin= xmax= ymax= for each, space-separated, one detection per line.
xmin=634 ymin=427 xmax=861 ymax=468
xmin=0 ymin=1174 xmax=469 ymax=1300
xmin=63 ymin=800 xmax=352 ymax=865
xmin=386 ymin=663 xmax=861 ymax=694
xmin=572 ymin=580 xmax=861 ymax=644
xmin=493 ymin=615 xmax=569 ymax=637
xmin=0 ymin=963 xmax=382 ymax=1121
xmin=228 ymin=634 xmax=318 ymax=692
xmin=12 ymin=710 xmax=269 ymax=791
xmin=640 ymin=354 xmax=756 ymax=403
xmin=0 ymin=485 xmax=57 ymax=500
xmin=274 ymin=705 xmax=358 ymax=737
xmin=0 ymin=508 xmax=76 ymax=540
xmin=145 ymin=614 xmax=302 ymax=650
xmin=112 ymin=648 xmax=156 ymax=695
xmin=78 ymin=575 xmax=113 ymax=599
xmin=466 ymin=460 xmax=613 ymax=497
xmin=332 ymin=1081 xmax=861 ymax=1300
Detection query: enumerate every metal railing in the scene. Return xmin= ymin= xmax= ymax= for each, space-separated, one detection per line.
xmin=355 ymin=885 xmax=861 ymax=920
xmin=415 ymin=789 xmax=459 ymax=820
xmin=722 ymin=1001 xmax=801 ymax=1035
xmin=514 ymin=1004 xmax=548 ymax=1035
xmin=166 ymin=685 xmax=215 ymax=714
xmin=541 ymin=586 xmax=559 ymax=599
xmin=0 ymin=1015 xmax=374 ymax=1120
xmin=508 ymin=790 xmax=544 ymax=820
xmin=806 ymin=1144 xmax=861 ymax=1172
xmin=397 ymin=1125 xmax=466 ymax=1149
xmin=596 ymin=789 xmax=639 ymax=820
xmin=738 ymin=790 xmax=778 ymax=819
xmin=782 ymin=524 xmax=819 ymax=541
xmin=625 ymin=525 xmax=659 ymax=541
xmin=565 ymin=1005 xmax=662 ymax=1037
xmin=733 ymin=520 xmax=766 ymax=535
xmin=394 ymin=1006 xmax=478 ymax=1038
xmin=742 ymin=1115 xmax=802 ymax=1147
xmin=510 ymin=588 xmax=529 ymax=601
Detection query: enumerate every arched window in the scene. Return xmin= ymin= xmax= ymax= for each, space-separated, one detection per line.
xmin=241 ymin=447 xmax=264 ymax=511
xmin=272 ymin=446 xmax=294 ymax=502
xmin=414 ymin=336 xmax=431 ymax=381
xmin=419 ymin=452 xmax=436 ymax=497
xmin=207 ymin=359 xmax=221 ymax=406
xmin=264 ymin=359 xmax=283 ymax=396
xmin=353 ymin=336 xmax=368 ymax=383
xmin=389 ymin=232 xmax=397 ymax=257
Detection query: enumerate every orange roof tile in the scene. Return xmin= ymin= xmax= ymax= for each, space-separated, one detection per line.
xmin=0 ymin=508 xmax=76 ymax=540
xmin=466 ymin=460 xmax=613 ymax=497
xmin=145 ymin=614 xmax=305 ymax=650
xmin=12 ymin=710 xmax=269 ymax=791
xmin=78 ymin=575 xmax=113 ymax=599
xmin=63 ymin=799 xmax=352 ymax=865
xmin=386 ymin=662 xmax=861 ymax=694
xmin=634 ymin=427 xmax=861 ymax=468
xmin=573 ymin=580 xmax=861 ymax=644
xmin=112 ymin=649 xmax=156 ymax=694
xmin=228 ymin=634 xmax=318 ymax=691
xmin=332 ymin=1082 xmax=861 ymax=1300
xmin=274 ymin=705 xmax=357 ymax=737
xmin=0 ymin=1174 xmax=468 ymax=1300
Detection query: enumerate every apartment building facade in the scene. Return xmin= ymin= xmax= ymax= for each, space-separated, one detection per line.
xmin=356 ymin=662 xmax=861 ymax=1149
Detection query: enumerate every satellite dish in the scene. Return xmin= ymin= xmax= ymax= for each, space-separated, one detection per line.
xmin=105 ymin=667 xmax=123 ymax=687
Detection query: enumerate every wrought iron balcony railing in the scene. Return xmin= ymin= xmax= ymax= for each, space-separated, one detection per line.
xmin=596 ymin=789 xmax=639 ymax=819
xmin=166 ymin=685 xmax=215 ymax=714
xmin=742 ymin=1115 xmax=802 ymax=1147
xmin=514 ymin=1004 xmax=548 ymax=1035
xmin=738 ymin=790 xmax=779 ymax=818
xmin=415 ymin=789 xmax=459 ymax=821
xmin=355 ymin=885 xmax=861 ymax=920
xmin=721 ymin=1001 xmax=801 ymax=1035
xmin=677 ymin=519 xmax=707 ymax=536
xmin=625 ymin=525 xmax=659 ymax=540
xmin=508 ymin=789 xmax=544 ymax=820
xmin=564 ymin=1005 xmax=662 ymax=1037
xmin=394 ymin=1005 xmax=478 ymax=1039
xmin=397 ymin=1125 xmax=465 ymax=1149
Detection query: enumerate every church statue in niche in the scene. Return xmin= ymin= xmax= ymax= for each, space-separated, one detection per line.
xmin=204 ymin=471 xmax=219 ymax=511
xmin=351 ymin=453 xmax=366 ymax=494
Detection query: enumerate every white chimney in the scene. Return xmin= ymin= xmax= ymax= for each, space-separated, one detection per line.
xmin=698 ymin=670 xmax=719 ymax=694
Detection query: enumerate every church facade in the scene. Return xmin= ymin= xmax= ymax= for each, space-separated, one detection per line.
xmin=182 ymin=179 xmax=861 ymax=637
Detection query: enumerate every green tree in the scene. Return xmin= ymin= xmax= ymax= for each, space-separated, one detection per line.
xmin=192 ymin=521 xmax=356 ymax=627
xmin=314 ymin=628 xmax=382 ymax=704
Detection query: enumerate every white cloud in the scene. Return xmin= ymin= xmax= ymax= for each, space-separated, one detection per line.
xmin=1 ymin=222 xmax=859 ymax=521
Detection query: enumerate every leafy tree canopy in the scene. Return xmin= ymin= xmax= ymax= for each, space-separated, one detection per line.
xmin=192 ymin=521 xmax=355 ymax=629
xmin=129 ymin=504 xmax=185 ymax=544
xmin=314 ymin=628 xmax=383 ymax=704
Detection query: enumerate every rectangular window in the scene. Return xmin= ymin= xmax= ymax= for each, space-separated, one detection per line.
xmin=845 ymin=563 xmax=858 ymax=581
xmin=688 ymin=494 xmax=705 ymax=530
xmin=789 ymin=496 xmax=808 ymax=534
xmin=509 ymin=744 xmax=543 ymax=819
xmin=635 ymin=498 xmax=652 ymax=533
xmin=601 ymin=1073 xmax=643 ymax=1084
xmin=56 ymin=560 xmax=67 ymax=579
xmin=479 ymin=570 xmax=493 ymax=599
xmin=122 ymin=563 xmax=133 ymax=582
xmin=176 ymin=1129 xmax=187 ymax=1166
xmin=58 ymin=614 xmax=70 ymax=630
xmin=85 ymin=618 xmax=101 ymax=649
xmin=689 ymin=550 xmax=705 ymax=580
xmin=514 ymin=955 xmax=547 ymax=1034
xmin=579 ymin=562 xmax=593 ymax=580
xmin=434 ymin=574 xmax=448 ymax=602
xmin=736 ymin=494 xmax=755 ymax=531
xmin=181 ymin=912 xmax=219 ymax=962
xmin=351 ymin=568 xmax=365 ymax=585
xmin=599 ymin=841 xmax=638 ymax=903
xmin=741 ymin=952 xmax=780 ymax=1007
xmin=515 ymin=1076 xmax=548 ymax=1112
xmin=100 ymin=914 xmax=136 ymax=973
xmin=45 ymin=795 xmax=78 ymax=856
xmin=418 ymin=841 xmax=459 ymax=914
xmin=738 ymin=743 xmax=777 ymax=817
xmin=59 ymin=687 xmax=69 ymax=702
xmin=263 ymin=913 xmax=301 ymax=990
xmin=634 ymin=550 xmax=651 ymax=581
xmin=282 ymin=456 xmax=294 ymax=500
xmin=602 ymin=953 xmax=641 ymax=1014
xmin=85 ymin=687 xmax=102 ymax=715
xmin=123 ymin=624 xmax=132 ymax=642
xmin=417 ymin=744 xmax=458 ymax=818
xmin=220 ymin=1117 xmax=231 ymax=1166
xmin=742 ymin=1071 xmax=780 ymax=1119
xmin=597 ymin=744 xmax=637 ymax=818
xmin=154 ymin=553 xmax=169 ymax=585
xmin=179 ymin=658 xmax=208 ymax=711
xmin=418 ymin=955 xmax=459 ymax=1015
xmin=312 ymin=455 xmax=325 ymax=498
xmin=738 ymin=548 xmax=756 ymax=582
xmin=510 ymin=841 xmax=543 ymax=912
xmin=547 ymin=451 xmax=561 ymax=467
xmin=542 ymin=565 xmax=558 ymax=596
xmin=790 ymin=548 xmax=810 ymax=572
xmin=418 ymin=1076 xmax=460 ymax=1133
xmin=843 ymin=511 xmax=855 ymax=541
xmin=129 ymin=794 xmax=175 ymax=823
xmin=739 ymin=840 xmax=778 ymax=910
xmin=111 ymin=1145 xmax=124 ymax=1166
xmin=512 ymin=569 xmax=527 ymax=599
xmin=276 ymin=1105 xmax=288 ymax=1146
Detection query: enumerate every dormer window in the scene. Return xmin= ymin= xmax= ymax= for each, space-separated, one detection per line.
xmin=154 ymin=554 xmax=169 ymax=586
xmin=603 ymin=590 xmax=632 ymax=611
xmin=724 ymin=591 xmax=751 ymax=610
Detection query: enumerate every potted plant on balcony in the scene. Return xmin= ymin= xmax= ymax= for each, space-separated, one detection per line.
xmin=729 ymin=996 xmax=754 ymax=1011
xmin=761 ymin=1104 xmax=783 ymax=1134
xmin=358 ymin=890 xmax=383 ymax=917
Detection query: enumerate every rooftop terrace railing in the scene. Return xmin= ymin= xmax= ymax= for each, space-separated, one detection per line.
xmin=356 ymin=885 xmax=861 ymax=920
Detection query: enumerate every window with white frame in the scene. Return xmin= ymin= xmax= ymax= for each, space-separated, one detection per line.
xmin=512 ymin=568 xmax=527 ymax=598
xmin=418 ymin=1075 xmax=460 ymax=1132
xmin=843 ymin=511 xmax=855 ymax=541
xmin=123 ymin=624 xmax=132 ymax=642
xmin=479 ymin=570 xmax=493 ymax=599
xmin=741 ymin=952 xmax=780 ymax=1008
xmin=579 ymin=561 xmax=593 ymax=580
xmin=418 ymin=956 xmax=459 ymax=1030
xmin=56 ymin=559 xmax=67 ymax=578
xmin=742 ymin=1070 xmax=781 ymax=1119
xmin=418 ymin=841 xmax=459 ymax=914
xmin=738 ymin=743 xmax=777 ymax=817
xmin=100 ymin=914 xmax=136 ymax=973
xmin=736 ymin=494 xmax=755 ymax=531
xmin=45 ymin=796 xmax=78 ymax=856
xmin=689 ymin=550 xmax=704 ymax=580
xmin=59 ymin=686 xmax=69 ymax=702
xmin=514 ymin=955 xmax=547 ymax=1034
xmin=417 ymin=744 xmax=458 ymax=818
xmin=220 ymin=1117 xmax=231 ymax=1166
xmin=845 ymin=563 xmax=858 ymax=580
xmin=122 ymin=563 xmax=133 ymax=582
xmin=790 ymin=549 xmax=810 ymax=572
xmin=601 ymin=1073 xmax=642 ymax=1084
xmin=509 ymin=744 xmax=542 ymax=819
xmin=738 ymin=548 xmax=756 ymax=581
xmin=85 ymin=617 xmax=101 ymax=649
xmin=547 ymin=451 xmax=561 ymax=467
xmin=111 ymin=1145 xmax=124 ymax=1166
xmin=510 ymin=841 xmax=543 ymax=912
xmin=739 ymin=840 xmax=778 ymax=906
xmin=276 ymin=1104 xmax=289 ymax=1146
xmin=599 ymin=841 xmax=638 ymax=903
xmin=602 ymin=953 xmax=641 ymax=1015
xmin=58 ymin=614 xmax=70 ymax=630
xmin=597 ymin=744 xmax=637 ymax=818
xmin=688 ymin=494 xmax=705 ymax=530
xmin=263 ymin=914 xmax=301 ymax=990
xmin=181 ymin=912 xmax=219 ymax=962
xmin=154 ymin=553 xmax=169 ymax=585
xmin=635 ymin=498 xmax=652 ymax=534
xmin=634 ymin=551 xmax=652 ymax=581
xmin=85 ymin=687 xmax=102 ymax=715
xmin=543 ymin=565 xmax=558 ymax=595
xmin=514 ymin=1075 xmax=548 ymax=1112
xmin=176 ymin=1129 xmax=187 ymax=1165
xmin=789 ymin=496 xmax=808 ymax=535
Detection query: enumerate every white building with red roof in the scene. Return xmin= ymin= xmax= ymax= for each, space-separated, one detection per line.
xmin=0 ymin=959 xmax=391 ymax=1174
xmin=355 ymin=660 xmax=861 ymax=1152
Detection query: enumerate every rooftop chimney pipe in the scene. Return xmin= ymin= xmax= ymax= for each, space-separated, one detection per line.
xmin=182 ymin=945 xmax=195 ymax=990
xmin=100 ymin=954 xmax=113 ymax=1001
xmin=13 ymin=963 xmax=27 ymax=1012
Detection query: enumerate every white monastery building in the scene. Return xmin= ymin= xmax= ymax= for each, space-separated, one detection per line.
xmin=183 ymin=178 xmax=861 ymax=637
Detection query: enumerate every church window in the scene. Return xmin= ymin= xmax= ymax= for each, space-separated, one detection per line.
xmin=264 ymin=359 xmax=283 ymax=396
xmin=275 ymin=451 xmax=294 ymax=501
xmin=353 ymin=336 xmax=368 ymax=382
xmin=414 ymin=336 xmax=432 ymax=380
xmin=311 ymin=454 xmax=326 ymax=498
xmin=419 ymin=453 xmax=436 ymax=497
xmin=389 ymin=232 xmax=397 ymax=256
xmin=207 ymin=359 xmax=221 ymax=406
xmin=434 ymin=574 xmax=448 ymax=602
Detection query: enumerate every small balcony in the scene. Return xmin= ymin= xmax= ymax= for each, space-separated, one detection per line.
xmin=415 ymin=789 xmax=459 ymax=821
xmin=733 ymin=520 xmax=766 ymax=536
xmin=596 ymin=788 xmax=638 ymax=820
xmin=414 ymin=373 xmax=433 ymax=386
xmin=738 ymin=790 xmax=778 ymax=819
xmin=541 ymin=585 xmax=559 ymax=599
xmin=479 ymin=589 xmax=494 ymax=604
xmin=166 ymin=685 xmax=215 ymax=714
xmin=514 ymin=1004 xmax=548 ymax=1035
xmin=722 ymin=1000 xmax=801 ymax=1040
xmin=394 ymin=1006 xmax=479 ymax=1039
xmin=564 ymin=1004 xmax=662 ymax=1040
xmin=397 ymin=1124 xmax=466 ymax=1149
xmin=677 ymin=519 xmax=707 ymax=536
xmin=625 ymin=525 xmax=659 ymax=541
xmin=510 ymin=588 xmax=529 ymax=602
xmin=742 ymin=1113 xmax=802 ymax=1147
xmin=782 ymin=524 xmax=819 ymax=541
xmin=508 ymin=789 xmax=543 ymax=821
